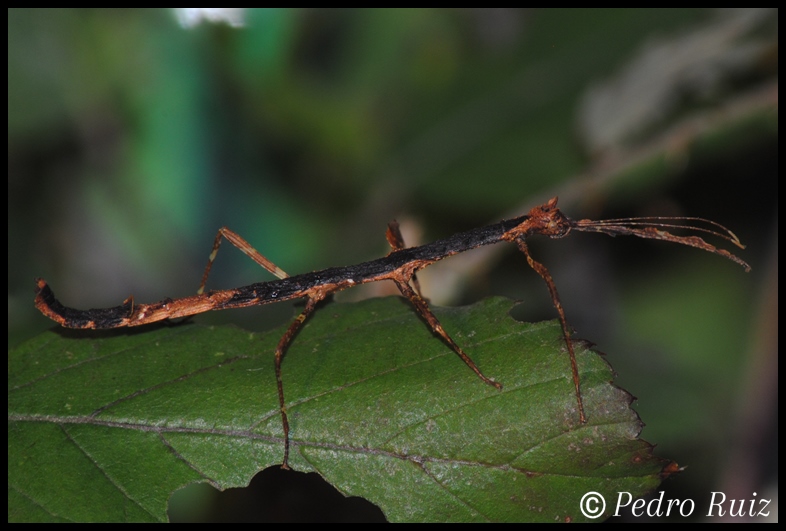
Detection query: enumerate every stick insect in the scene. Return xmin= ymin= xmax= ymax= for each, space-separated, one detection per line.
xmin=34 ymin=197 xmax=750 ymax=469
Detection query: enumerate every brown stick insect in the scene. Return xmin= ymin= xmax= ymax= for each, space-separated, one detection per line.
xmin=34 ymin=197 xmax=750 ymax=469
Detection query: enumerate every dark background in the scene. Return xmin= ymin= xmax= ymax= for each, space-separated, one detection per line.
xmin=9 ymin=8 xmax=777 ymax=522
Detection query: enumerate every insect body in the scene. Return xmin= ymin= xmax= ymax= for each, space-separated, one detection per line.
xmin=34 ymin=197 xmax=750 ymax=469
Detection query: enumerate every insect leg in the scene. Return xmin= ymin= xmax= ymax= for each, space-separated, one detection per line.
xmin=273 ymin=294 xmax=323 ymax=469
xmin=394 ymin=276 xmax=502 ymax=390
xmin=386 ymin=220 xmax=422 ymax=297
xmin=198 ymin=227 xmax=289 ymax=295
xmin=513 ymin=237 xmax=587 ymax=423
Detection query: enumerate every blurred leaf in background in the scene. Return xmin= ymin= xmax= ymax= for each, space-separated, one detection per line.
xmin=9 ymin=8 xmax=777 ymax=522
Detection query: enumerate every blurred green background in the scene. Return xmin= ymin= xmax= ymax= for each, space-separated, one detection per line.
xmin=9 ymin=8 xmax=777 ymax=522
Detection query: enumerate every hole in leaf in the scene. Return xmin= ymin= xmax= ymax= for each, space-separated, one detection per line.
xmin=169 ymin=466 xmax=387 ymax=522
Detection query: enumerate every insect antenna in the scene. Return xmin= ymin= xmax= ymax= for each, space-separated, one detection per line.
xmin=571 ymin=215 xmax=751 ymax=272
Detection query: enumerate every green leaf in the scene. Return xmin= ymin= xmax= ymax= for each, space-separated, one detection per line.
xmin=9 ymin=296 xmax=670 ymax=522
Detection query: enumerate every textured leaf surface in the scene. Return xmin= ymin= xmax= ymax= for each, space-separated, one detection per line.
xmin=9 ymin=297 xmax=670 ymax=522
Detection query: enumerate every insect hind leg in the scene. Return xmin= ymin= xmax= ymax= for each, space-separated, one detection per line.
xmin=273 ymin=292 xmax=327 ymax=469
xmin=198 ymin=227 xmax=289 ymax=295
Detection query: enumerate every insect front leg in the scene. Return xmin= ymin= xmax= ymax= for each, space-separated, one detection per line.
xmin=513 ymin=237 xmax=586 ymax=424
xmin=198 ymin=227 xmax=289 ymax=295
